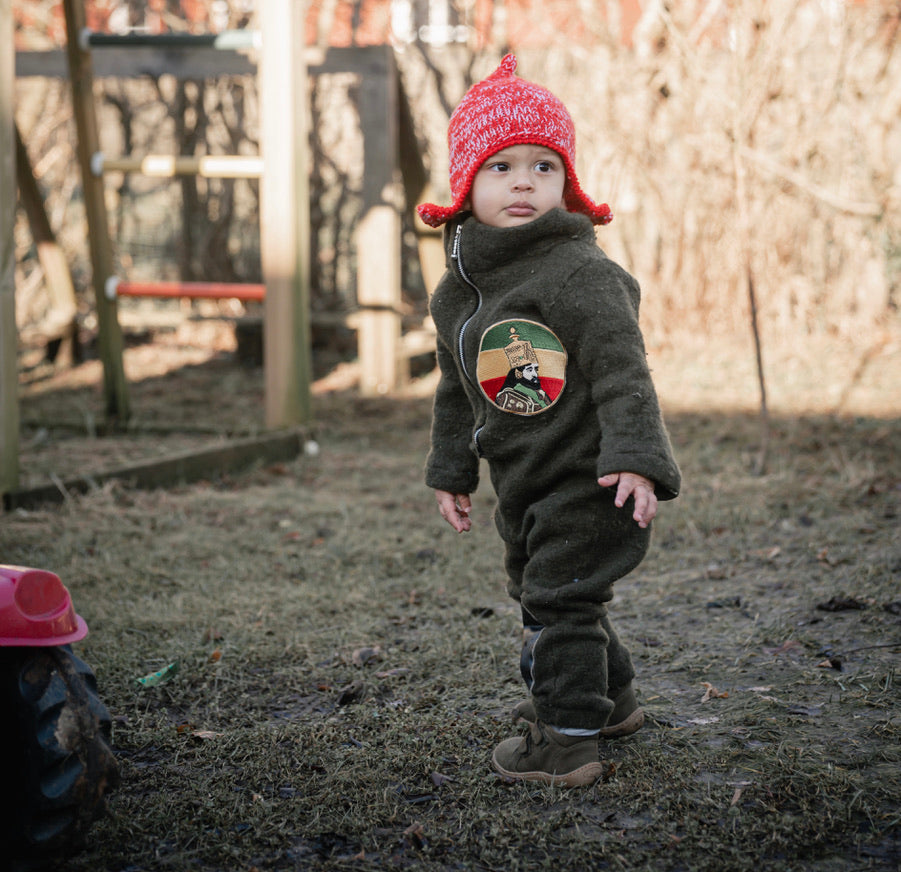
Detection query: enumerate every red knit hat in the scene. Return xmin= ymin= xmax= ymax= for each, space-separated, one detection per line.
xmin=417 ymin=54 xmax=612 ymax=229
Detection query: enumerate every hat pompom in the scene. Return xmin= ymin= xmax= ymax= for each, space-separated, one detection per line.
xmin=492 ymin=54 xmax=518 ymax=79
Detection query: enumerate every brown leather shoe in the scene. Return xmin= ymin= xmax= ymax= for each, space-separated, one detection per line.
xmin=492 ymin=721 xmax=611 ymax=787
xmin=511 ymin=684 xmax=644 ymax=738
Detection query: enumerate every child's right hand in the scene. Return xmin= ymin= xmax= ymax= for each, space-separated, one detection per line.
xmin=598 ymin=472 xmax=658 ymax=528
xmin=434 ymin=489 xmax=472 ymax=533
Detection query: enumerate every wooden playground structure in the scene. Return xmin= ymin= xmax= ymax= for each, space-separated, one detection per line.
xmin=1 ymin=1 xmax=433 ymax=503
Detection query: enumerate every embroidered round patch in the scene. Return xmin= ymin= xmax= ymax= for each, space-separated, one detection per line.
xmin=476 ymin=319 xmax=567 ymax=416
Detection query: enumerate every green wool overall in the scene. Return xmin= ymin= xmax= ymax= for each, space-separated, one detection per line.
xmin=426 ymin=209 xmax=681 ymax=731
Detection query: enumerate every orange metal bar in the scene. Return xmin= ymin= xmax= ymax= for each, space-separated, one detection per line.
xmin=115 ymin=281 xmax=266 ymax=301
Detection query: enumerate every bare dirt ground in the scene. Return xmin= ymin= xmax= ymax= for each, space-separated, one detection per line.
xmin=3 ymin=317 xmax=900 ymax=871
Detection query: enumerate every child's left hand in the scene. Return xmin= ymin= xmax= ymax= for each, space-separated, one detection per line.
xmin=598 ymin=472 xmax=657 ymax=528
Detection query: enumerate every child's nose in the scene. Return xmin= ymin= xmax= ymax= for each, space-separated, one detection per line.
xmin=511 ymin=172 xmax=534 ymax=191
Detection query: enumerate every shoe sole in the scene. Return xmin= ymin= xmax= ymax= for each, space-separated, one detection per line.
xmin=491 ymin=750 xmax=607 ymax=788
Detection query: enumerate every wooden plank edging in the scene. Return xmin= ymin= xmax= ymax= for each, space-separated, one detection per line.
xmin=3 ymin=430 xmax=305 ymax=511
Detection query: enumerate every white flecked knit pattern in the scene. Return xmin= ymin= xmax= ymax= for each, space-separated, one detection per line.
xmin=418 ymin=55 xmax=611 ymax=228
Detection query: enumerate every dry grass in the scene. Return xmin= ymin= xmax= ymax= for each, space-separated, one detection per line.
xmin=3 ymin=326 xmax=900 ymax=871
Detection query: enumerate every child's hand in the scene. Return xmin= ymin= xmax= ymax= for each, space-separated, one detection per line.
xmin=434 ymin=489 xmax=473 ymax=533
xmin=598 ymin=472 xmax=657 ymax=528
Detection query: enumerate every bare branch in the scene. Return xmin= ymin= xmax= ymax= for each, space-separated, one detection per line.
xmin=740 ymin=146 xmax=883 ymax=217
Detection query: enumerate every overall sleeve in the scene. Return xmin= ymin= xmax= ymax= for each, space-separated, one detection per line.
xmin=424 ymin=333 xmax=480 ymax=495
xmin=548 ymin=259 xmax=681 ymax=500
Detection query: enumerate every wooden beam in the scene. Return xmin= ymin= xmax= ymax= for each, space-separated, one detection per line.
xmin=259 ymin=0 xmax=313 ymax=427
xmin=14 ymin=123 xmax=79 ymax=366
xmin=356 ymin=47 xmax=405 ymax=396
xmin=396 ymin=68 xmax=428 ymax=212
xmin=16 ymin=47 xmax=257 ymax=79
xmin=81 ymin=30 xmax=260 ymax=50
xmin=111 ymin=280 xmax=265 ymax=301
xmin=14 ymin=46 xmax=391 ymax=82
xmin=62 ymin=0 xmax=130 ymax=422
xmin=0 ymin=0 xmax=18 ymax=498
xmin=94 ymin=153 xmax=263 ymax=178
xmin=3 ymin=430 xmax=305 ymax=511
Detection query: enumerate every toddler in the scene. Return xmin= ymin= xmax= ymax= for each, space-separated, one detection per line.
xmin=418 ymin=55 xmax=681 ymax=786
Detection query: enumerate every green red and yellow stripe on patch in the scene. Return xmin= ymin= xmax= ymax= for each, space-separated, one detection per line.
xmin=476 ymin=319 xmax=567 ymax=413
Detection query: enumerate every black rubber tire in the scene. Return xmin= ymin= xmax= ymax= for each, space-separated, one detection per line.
xmin=0 ymin=645 xmax=119 ymax=872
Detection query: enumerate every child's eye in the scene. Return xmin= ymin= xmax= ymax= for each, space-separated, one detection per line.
xmin=535 ymin=161 xmax=555 ymax=173
xmin=489 ymin=162 xmax=511 ymax=172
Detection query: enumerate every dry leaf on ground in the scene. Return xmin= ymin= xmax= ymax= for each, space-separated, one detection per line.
xmin=701 ymin=681 xmax=729 ymax=702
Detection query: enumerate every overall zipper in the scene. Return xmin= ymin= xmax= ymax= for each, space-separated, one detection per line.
xmin=451 ymin=224 xmax=482 ymax=389
xmin=451 ymin=224 xmax=485 ymax=455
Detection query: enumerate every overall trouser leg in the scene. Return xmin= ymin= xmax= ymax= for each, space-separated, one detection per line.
xmin=518 ymin=606 xmax=636 ymax=703
xmin=500 ymin=480 xmax=650 ymax=731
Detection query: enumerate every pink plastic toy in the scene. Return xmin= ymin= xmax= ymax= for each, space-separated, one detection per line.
xmin=0 ymin=564 xmax=117 ymax=867
xmin=0 ymin=564 xmax=88 ymax=646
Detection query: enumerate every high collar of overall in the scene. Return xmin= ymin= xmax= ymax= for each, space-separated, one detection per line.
xmin=448 ymin=208 xmax=597 ymax=274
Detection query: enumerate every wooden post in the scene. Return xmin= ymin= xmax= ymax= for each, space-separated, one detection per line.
xmin=259 ymin=0 xmax=313 ymax=427
xmin=62 ymin=0 xmax=130 ymax=422
xmin=356 ymin=48 xmax=405 ymax=396
xmin=15 ymin=123 xmax=79 ymax=366
xmin=0 ymin=0 xmax=18 ymax=498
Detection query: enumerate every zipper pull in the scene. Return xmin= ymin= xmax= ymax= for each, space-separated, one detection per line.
xmin=452 ymin=224 xmax=462 ymax=260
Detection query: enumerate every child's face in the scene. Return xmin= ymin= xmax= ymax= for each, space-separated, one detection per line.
xmin=467 ymin=144 xmax=567 ymax=228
